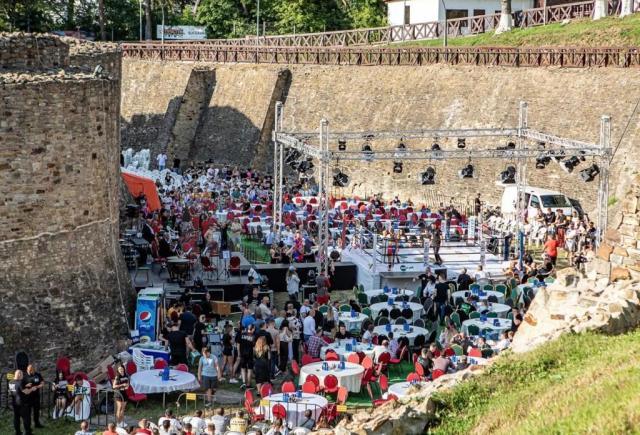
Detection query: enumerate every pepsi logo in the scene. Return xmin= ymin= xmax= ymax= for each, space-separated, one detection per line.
xmin=139 ymin=311 xmax=152 ymax=321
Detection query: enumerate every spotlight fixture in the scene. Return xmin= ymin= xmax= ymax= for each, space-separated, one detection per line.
xmin=338 ymin=140 xmax=347 ymax=151
xmin=333 ymin=171 xmax=349 ymax=187
xmin=497 ymin=141 xmax=517 ymax=151
xmin=296 ymin=158 xmax=314 ymax=173
xmin=535 ymin=154 xmax=551 ymax=169
xmin=361 ymin=143 xmax=374 ymax=162
xmin=459 ymin=164 xmax=475 ymax=179
xmin=395 ymin=139 xmax=407 ymax=158
xmin=421 ymin=167 xmax=436 ymax=185
xmin=580 ymin=164 xmax=600 ymax=182
xmin=393 ymin=161 xmax=403 ymax=173
xmin=552 ymin=148 xmax=566 ymax=162
xmin=499 ymin=165 xmax=516 ymax=184
xmin=457 ymin=138 xmax=466 ymax=149
xmin=431 ymin=142 xmax=441 ymax=151
xmin=562 ymin=156 xmax=581 ymax=173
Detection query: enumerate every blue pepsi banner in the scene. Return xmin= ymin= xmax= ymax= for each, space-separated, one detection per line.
xmin=135 ymin=296 xmax=159 ymax=343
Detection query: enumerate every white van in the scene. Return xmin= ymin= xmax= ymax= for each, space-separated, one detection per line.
xmin=501 ymin=185 xmax=576 ymax=219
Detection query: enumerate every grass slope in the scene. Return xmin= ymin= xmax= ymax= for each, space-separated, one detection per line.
xmin=399 ymin=14 xmax=640 ymax=47
xmin=428 ymin=329 xmax=640 ymax=434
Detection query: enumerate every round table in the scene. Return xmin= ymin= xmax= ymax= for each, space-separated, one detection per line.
xmin=452 ymin=290 xmax=505 ymax=304
xmin=461 ymin=318 xmax=512 ymax=337
xmin=370 ymin=301 xmax=423 ymax=322
xmin=299 ymin=362 xmax=364 ymax=393
xmin=258 ymin=393 xmax=328 ymax=427
xmin=364 ymin=289 xmax=414 ymax=304
xmin=130 ymin=369 xmax=199 ymax=394
xmin=373 ymin=325 xmax=429 ymax=346
xmin=388 ymin=381 xmax=429 ymax=398
xmin=337 ymin=312 xmax=369 ymax=331
xmin=320 ymin=340 xmax=375 ymax=361
xmin=450 ymin=355 xmax=488 ymax=366
xmin=475 ymin=302 xmax=511 ymax=318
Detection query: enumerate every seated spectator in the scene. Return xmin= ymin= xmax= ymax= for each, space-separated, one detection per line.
xmin=416 ymin=347 xmax=432 ymax=375
xmin=372 ymin=340 xmax=390 ymax=363
xmin=210 ymin=407 xmax=228 ymax=435
xmin=103 ymin=423 xmax=119 ymax=435
xmin=266 ymin=418 xmax=288 ymax=435
xmin=432 ymin=353 xmax=452 ymax=374
xmin=188 ymin=410 xmax=206 ymax=434
xmin=299 ymin=409 xmax=316 ymax=430
xmin=456 ymin=268 xmax=473 ymax=291
xmin=158 ymin=409 xmax=182 ymax=433
xmin=388 ymin=332 xmax=400 ymax=357
xmin=158 ymin=419 xmax=176 ymax=435
xmin=229 ymin=411 xmax=248 ymax=433
xmin=361 ymin=323 xmax=375 ymax=343
xmin=205 ymin=423 xmax=216 ymax=435
xmin=134 ymin=419 xmax=153 ymax=435
xmin=183 ymin=422 xmax=194 ymax=435
xmin=334 ymin=323 xmax=352 ymax=340
xmin=493 ymin=331 xmax=511 ymax=352
xmin=75 ymin=421 xmax=94 ymax=435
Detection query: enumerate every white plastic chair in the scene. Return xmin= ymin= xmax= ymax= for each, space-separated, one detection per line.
xmin=132 ymin=348 xmax=154 ymax=371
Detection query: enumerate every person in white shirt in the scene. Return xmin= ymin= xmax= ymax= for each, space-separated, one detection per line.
xmin=286 ymin=266 xmax=300 ymax=301
xmin=474 ymin=265 xmax=488 ymax=281
xmin=158 ymin=409 xmax=182 ymax=433
xmin=258 ymin=296 xmax=272 ymax=319
xmin=302 ymin=310 xmax=316 ymax=343
xmin=372 ymin=340 xmax=390 ymax=363
xmin=299 ymin=299 xmax=311 ymax=317
xmin=361 ymin=323 xmax=375 ymax=343
xmin=156 ymin=152 xmax=167 ymax=171
xmin=209 ymin=407 xmax=228 ymax=435
xmin=187 ymin=410 xmax=207 ymax=434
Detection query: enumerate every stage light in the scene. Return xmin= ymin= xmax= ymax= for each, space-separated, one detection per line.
xmin=421 ymin=167 xmax=436 ymax=185
xmin=562 ymin=156 xmax=581 ymax=173
xmin=552 ymin=148 xmax=566 ymax=162
xmin=459 ymin=164 xmax=475 ymax=179
xmin=296 ymin=158 xmax=314 ymax=173
xmin=499 ymin=165 xmax=516 ymax=184
xmin=580 ymin=164 xmax=600 ymax=182
xmin=535 ymin=154 xmax=551 ymax=169
xmin=507 ymin=141 xmax=516 ymax=149
xmin=333 ymin=171 xmax=349 ymax=187
xmin=361 ymin=143 xmax=374 ymax=162
xmin=393 ymin=161 xmax=403 ymax=173
xmin=457 ymin=138 xmax=466 ymax=149
xmin=431 ymin=142 xmax=441 ymax=151
xmin=395 ymin=140 xmax=407 ymax=157
xmin=338 ymin=140 xmax=347 ymax=151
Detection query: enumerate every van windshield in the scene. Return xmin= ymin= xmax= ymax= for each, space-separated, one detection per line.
xmin=540 ymin=194 xmax=571 ymax=208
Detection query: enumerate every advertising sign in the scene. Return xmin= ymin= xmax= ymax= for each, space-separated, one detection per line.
xmin=135 ymin=296 xmax=158 ymax=343
xmin=157 ymin=25 xmax=206 ymax=40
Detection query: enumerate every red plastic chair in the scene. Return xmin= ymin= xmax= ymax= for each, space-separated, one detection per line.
xmin=281 ymin=381 xmax=296 ymax=393
xmin=88 ymin=380 xmax=98 ymax=397
xmin=347 ymin=353 xmax=360 ymax=364
xmin=406 ymin=372 xmax=420 ymax=382
xmin=302 ymin=381 xmax=317 ymax=394
xmin=260 ymin=383 xmax=273 ymax=398
xmin=324 ymin=374 xmax=339 ymax=395
xmin=175 ymin=363 xmax=189 ymax=372
xmin=414 ymin=362 xmax=425 ymax=378
xmin=154 ymin=359 xmax=168 ymax=369
xmin=291 ymin=360 xmax=300 ymax=376
xmin=245 ymin=389 xmax=256 ymax=405
xmin=245 ymin=399 xmax=265 ymax=422
xmin=373 ymin=393 xmax=398 ymax=407
xmin=125 ymin=361 xmax=137 ymax=376
xmin=468 ymin=347 xmax=482 ymax=357
xmin=272 ymin=403 xmax=287 ymax=420
xmin=229 ymin=256 xmax=241 ymax=275
xmin=325 ymin=351 xmax=340 ymax=362
xmin=361 ymin=356 xmax=374 ymax=369
xmin=412 ymin=353 xmax=419 ymax=364
xmin=376 ymin=352 xmax=391 ymax=375
xmin=306 ymin=374 xmax=320 ymax=388
xmin=125 ymin=386 xmax=147 ymax=407
xmin=443 ymin=347 xmax=455 ymax=357
xmin=302 ymin=354 xmax=320 ymax=366
xmin=432 ymin=369 xmax=445 ymax=380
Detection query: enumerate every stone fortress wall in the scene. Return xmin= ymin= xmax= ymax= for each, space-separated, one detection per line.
xmin=121 ymin=60 xmax=640 ymax=214
xmin=0 ymin=33 xmax=134 ymax=370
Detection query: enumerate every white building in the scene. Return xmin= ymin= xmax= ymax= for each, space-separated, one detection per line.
xmin=386 ymin=0 xmax=535 ymax=26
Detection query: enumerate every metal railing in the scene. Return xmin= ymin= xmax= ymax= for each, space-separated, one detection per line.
xmin=121 ymin=44 xmax=640 ymax=68
xmin=147 ymin=0 xmax=635 ymax=48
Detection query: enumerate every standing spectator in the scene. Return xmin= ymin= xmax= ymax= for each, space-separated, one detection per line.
xmin=286 ymin=308 xmax=302 ymax=363
xmin=302 ymin=309 xmax=316 ymax=343
xmin=315 ymin=272 xmax=330 ymax=305
xmin=434 ymin=274 xmax=450 ymax=323
xmin=278 ymin=322 xmax=293 ymax=373
xmin=24 ymin=365 xmax=44 ymax=429
xmin=306 ymin=328 xmax=326 ymax=359
xmin=286 ymin=266 xmax=300 ymax=302
xmin=198 ymin=347 xmax=221 ymax=407
xmin=544 ymin=234 xmax=559 ymax=265
xmin=432 ymin=227 xmax=443 ymax=265
xmin=456 ymin=268 xmax=472 ymax=291
xmin=112 ymin=364 xmax=130 ymax=428
xmin=238 ymin=324 xmax=256 ymax=389
xmin=156 ymin=152 xmax=168 ymax=171
xmin=10 ymin=370 xmax=34 ymax=435
xmin=163 ymin=322 xmax=195 ymax=365
xmin=266 ymin=318 xmax=281 ymax=377
xmin=253 ymin=336 xmax=271 ymax=394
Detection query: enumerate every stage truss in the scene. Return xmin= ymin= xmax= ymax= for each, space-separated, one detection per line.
xmin=272 ymin=101 xmax=612 ymax=276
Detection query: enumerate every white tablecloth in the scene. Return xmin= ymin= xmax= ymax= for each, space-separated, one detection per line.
xmin=452 ymin=290 xmax=505 ymax=304
xmin=130 ymin=369 xmax=199 ymax=394
xmin=461 ymin=318 xmax=512 ymax=336
xmin=299 ymin=362 xmax=364 ymax=393
xmin=258 ymin=393 xmax=328 ymax=427
xmin=475 ymin=302 xmax=511 ymax=318
xmin=373 ymin=325 xmax=429 ymax=346
xmin=320 ymin=340 xmax=375 ymax=361
xmin=388 ymin=381 xmax=429 ymax=398
xmin=370 ymin=301 xmax=423 ymax=322
xmin=450 ymin=355 xmax=488 ymax=366
xmin=337 ymin=312 xmax=369 ymax=331
xmin=364 ymin=289 xmax=414 ymax=303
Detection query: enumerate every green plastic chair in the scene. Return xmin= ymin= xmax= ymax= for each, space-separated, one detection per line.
xmin=362 ymin=307 xmax=372 ymax=319
xmin=483 ymin=284 xmax=494 ymax=292
xmin=508 ymin=277 xmax=519 ymax=290
xmin=527 ymin=277 xmax=538 ymax=284
xmin=450 ymin=312 xmax=462 ymax=329
xmin=318 ymin=305 xmax=329 ymax=314
xmin=414 ymin=285 xmax=423 ymax=300
xmin=375 ymin=316 xmax=390 ymax=326
xmin=467 ymin=325 xmax=480 ymax=336
xmin=357 ymin=292 xmax=369 ymax=306
xmin=481 ymin=348 xmax=494 ymax=358
xmin=451 ymin=344 xmax=464 ymax=356
xmin=470 ymin=283 xmax=480 ymax=292
xmin=339 ymin=304 xmax=352 ymax=313
xmin=507 ymin=311 xmax=513 ymax=320
xmin=469 ymin=311 xmax=481 ymax=319
xmin=494 ymin=284 xmax=508 ymax=295
xmin=510 ymin=287 xmax=521 ymax=302
xmin=487 ymin=312 xmax=498 ymax=318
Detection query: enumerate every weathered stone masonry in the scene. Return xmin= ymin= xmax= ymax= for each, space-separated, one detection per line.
xmin=0 ymin=34 xmax=135 ymax=371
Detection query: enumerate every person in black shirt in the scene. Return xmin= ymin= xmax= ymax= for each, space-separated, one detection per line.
xmin=10 ymin=369 xmax=34 ymax=435
xmin=238 ymin=324 xmax=256 ymax=389
xmin=474 ymin=193 xmax=482 ymax=216
xmin=456 ymin=268 xmax=473 ymax=291
xmin=255 ymin=320 xmax=274 ymax=348
xmin=334 ymin=323 xmax=352 ymax=340
xmin=432 ymin=227 xmax=443 ymax=265
xmin=24 ymin=365 xmax=44 ymax=428
xmin=51 ymin=370 xmax=68 ymax=420
xmin=434 ymin=274 xmax=450 ymax=324
xmin=163 ymin=322 xmax=194 ymax=365
xmin=179 ymin=307 xmax=197 ymax=335
xmin=415 ymin=267 xmax=436 ymax=297
xmin=112 ymin=365 xmax=130 ymax=428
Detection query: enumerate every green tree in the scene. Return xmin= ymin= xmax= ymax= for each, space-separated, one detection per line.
xmin=0 ymin=0 xmax=54 ymax=32
xmin=344 ymin=0 xmax=386 ymax=28
xmin=272 ymin=0 xmax=346 ymax=34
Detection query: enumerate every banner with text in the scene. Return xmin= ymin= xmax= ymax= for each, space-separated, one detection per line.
xmin=157 ymin=25 xmax=206 ymax=40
